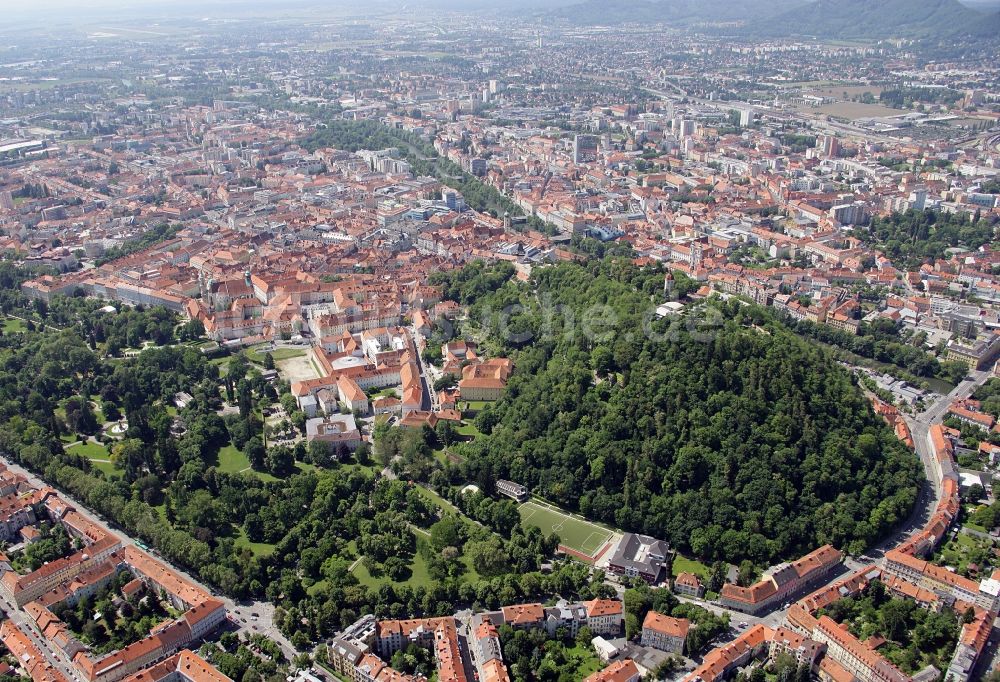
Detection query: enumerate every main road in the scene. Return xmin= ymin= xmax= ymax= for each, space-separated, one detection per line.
xmin=0 ymin=589 xmax=84 ymax=682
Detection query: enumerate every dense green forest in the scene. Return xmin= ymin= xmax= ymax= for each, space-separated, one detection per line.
xmin=445 ymin=259 xmax=921 ymax=562
xmin=861 ymin=208 xmax=997 ymax=269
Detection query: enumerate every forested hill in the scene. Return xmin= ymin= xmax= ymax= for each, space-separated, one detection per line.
xmin=451 ymin=259 xmax=921 ymax=564
xmin=738 ymin=0 xmax=1000 ymax=39
xmin=543 ymin=0 xmax=804 ymax=26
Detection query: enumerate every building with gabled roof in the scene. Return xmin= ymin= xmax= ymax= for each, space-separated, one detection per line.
xmin=683 ymin=624 xmax=775 ymax=682
xmin=640 ymin=611 xmax=689 ymax=654
xmin=583 ymin=659 xmax=640 ymax=682
xmin=500 ymin=603 xmax=544 ymax=630
xmin=811 ymin=616 xmax=909 ymax=682
xmin=123 ymin=651 xmax=231 ymax=682
xmin=583 ymin=599 xmax=623 ymax=637
xmin=0 ymin=619 xmax=70 ymax=682
xmin=607 ymin=533 xmax=669 ymax=584
xmin=720 ymin=545 xmax=842 ymax=615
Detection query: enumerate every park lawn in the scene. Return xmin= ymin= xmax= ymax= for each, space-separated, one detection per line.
xmin=3 ymin=317 xmax=26 ymax=333
xmin=306 ymin=579 xmax=328 ymax=596
xmin=460 ymin=401 xmax=490 ymax=420
xmin=352 ymin=546 xmax=434 ymax=591
xmin=89 ymin=459 xmax=121 ymax=478
xmin=561 ymin=644 xmax=602 ymax=678
xmin=351 ymin=536 xmax=479 ymax=590
xmin=460 ymin=553 xmax=481 ymax=583
xmin=235 ymin=528 xmax=276 ymax=557
xmin=456 ymin=422 xmax=481 ymax=439
xmin=337 ymin=460 xmax=381 ymax=477
xmin=413 ymin=484 xmax=461 ymax=514
xmin=68 ymin=441 xmax=111 ymax=458
xmin=672 ymin=554 xmax=711 ymax=580
xmin=72 ymin=443 xmax=121 ymax=479
xmin=217 ymin=444 xmax=251 ymax=474
xmin=247 ymin=347 xmax=304 ymax=364
xmin=432 ymin=448 xmax=448 ymax=464
xmin=209 ymin=357 xmax=230 ymax=377
xmin=244 ymin=460 xmax=317 ymax=483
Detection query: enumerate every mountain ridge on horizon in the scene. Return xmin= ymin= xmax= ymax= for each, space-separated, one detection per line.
xmin=543 ymin=0 xmax=1000 ymax=39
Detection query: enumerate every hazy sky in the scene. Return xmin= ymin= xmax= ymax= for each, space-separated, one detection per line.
xmin=0 ymin=0 xmax=550 ymax=19
xmin=1 ymin=0 xmax=998 ymax=25
xmin=0 ymin=0 xmax=356 ymax=25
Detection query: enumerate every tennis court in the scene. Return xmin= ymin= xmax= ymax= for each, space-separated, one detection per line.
xmin=518 ymin=499 xmax=615 ymax=559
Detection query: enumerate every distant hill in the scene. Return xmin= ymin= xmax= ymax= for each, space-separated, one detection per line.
xmin=545 ymin=0 xmax=805 ymax=26
xmin=741 ymin=0 xmax=1000 ymax=38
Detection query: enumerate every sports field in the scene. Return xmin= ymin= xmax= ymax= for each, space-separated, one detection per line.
xmin=518 ymin=500 xmax=615 ymax=559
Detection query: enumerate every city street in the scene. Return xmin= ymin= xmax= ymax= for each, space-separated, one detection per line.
xmin=0 ymin=596 xmax=84 ymax=682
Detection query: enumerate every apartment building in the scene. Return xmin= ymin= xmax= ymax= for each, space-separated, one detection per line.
xmin=640 ymin=611 xmax=689 ymax=654
xmin=124 ymin=650 xmax=232 ymax=682
xmin=683 ymin=624 xmax=775 ymax=682
xmin=883 ymin=550 xmax=1000 ymax=614
xmin=720 ymin=545 xmax=842 ymax=615
xmin=500 ymin=603 xmax=545 ymax=631
xmin=672 ymin=572 xmax=705 ymax=599
xmin=356 ymin=617 xmax=468 ymax=682
xmin=0 ymin=483 xmax=226 ymax=682
xmin=457 ymin=359 xmax=513 ymax=401
xmin=2 ymin=535 xmax=123 ymax=606
xmin=0 ymin=490 xmax=40 ymax=542
xmin=811 ymin=616 xmax=909 ymax=682
xmin=583 ymin=599 xmax=623 ymax=638
xmin=946 ymin=609 xmax=993 ymax=682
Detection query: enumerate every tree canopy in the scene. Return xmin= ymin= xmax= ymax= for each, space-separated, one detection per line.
xmin=454 ymin=259 xmax=920 ymax=562
xmin=861 ymin=208 xmax=997 ymax=269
